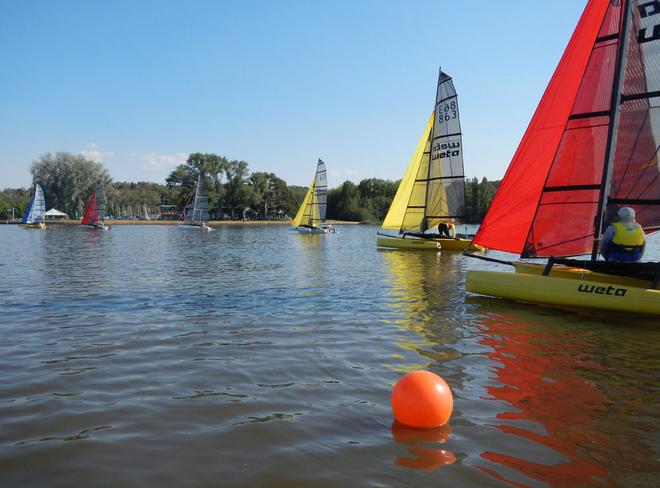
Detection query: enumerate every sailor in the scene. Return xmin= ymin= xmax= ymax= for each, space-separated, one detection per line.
xmin=437 ymin=219 xmax=456 ymax=238
xmin=600 ymin=207 xmax=645 ymax=262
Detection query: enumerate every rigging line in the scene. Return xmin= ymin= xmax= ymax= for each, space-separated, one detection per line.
xmin=633 ymin=172 xmax=659 ymax=201
xmin=620 ymin=139 xmax=659 ymax=200
xmin=533 ymin=232 xmax=595 ymax=251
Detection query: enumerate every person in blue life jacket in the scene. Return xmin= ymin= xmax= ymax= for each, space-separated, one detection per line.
xmin=599 ymin=207 xmax=646 ymax=262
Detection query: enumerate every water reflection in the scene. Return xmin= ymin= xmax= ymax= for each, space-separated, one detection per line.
xmin=381 ymin=249 xmax=459 ymax=471
xmin=473 ymin=305 xmax=658 ymax=487
xmin=391 ymin=421 xmax=456 ymax=471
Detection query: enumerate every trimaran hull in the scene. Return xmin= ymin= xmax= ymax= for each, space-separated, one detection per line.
xmin=20 ymin=223 xmax=47 ymax=230
xmin=377 ymin=236 xmax=483 ymax=251
xmin=466 ymin=266 xmax=660 ymax=316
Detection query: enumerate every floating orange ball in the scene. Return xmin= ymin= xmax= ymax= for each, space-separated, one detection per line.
xmin=391 ymin=371 xmax=453 ymax=429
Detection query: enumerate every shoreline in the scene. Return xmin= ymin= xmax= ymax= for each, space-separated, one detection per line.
xmin=1 ymin=219 xmax=362 ymax=226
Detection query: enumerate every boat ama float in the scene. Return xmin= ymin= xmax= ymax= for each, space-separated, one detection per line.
xmin=292 ymin=159 xmax=335 ymax=234
xmin=466 ymin=0 xmax=660 ymax=315
xmin=376 ymin=69 xmax=483 ymax=252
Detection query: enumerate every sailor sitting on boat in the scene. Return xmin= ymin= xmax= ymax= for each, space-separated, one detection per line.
xmin=600 ymin=207 xmax=645 ymax=262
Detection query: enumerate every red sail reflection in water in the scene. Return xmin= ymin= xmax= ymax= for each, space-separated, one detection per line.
xmin=476 ymin=315 xmax=615 ymax=487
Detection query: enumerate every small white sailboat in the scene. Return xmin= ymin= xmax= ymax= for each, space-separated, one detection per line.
xmin=291 ymin=159 xmax=334 ymax=234
xmin=179 ymin=174 xmax=212 ymax=231
xmin=21 ymin=184 xmax=47 ymax=229
xmin=81 ymin=184 xmax=110 ymax=230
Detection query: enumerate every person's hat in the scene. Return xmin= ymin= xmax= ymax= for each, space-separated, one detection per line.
xmin=617 ymin=207 xmax=635 ymax=221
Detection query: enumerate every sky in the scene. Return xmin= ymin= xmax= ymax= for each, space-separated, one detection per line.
xmin=0 ymin=0 xmax=587 ymax=190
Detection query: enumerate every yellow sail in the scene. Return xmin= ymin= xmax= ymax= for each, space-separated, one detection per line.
xmin=291 ymin=176 xmax=316 ymax=227
xmin=381 ymin=113 xmax=434 ymax=231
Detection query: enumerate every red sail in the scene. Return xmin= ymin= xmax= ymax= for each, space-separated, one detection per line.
xmin=81 ymin=192 xmax=97 ymax=225
xmin=473 ymin=0 xmax=616 ymax=255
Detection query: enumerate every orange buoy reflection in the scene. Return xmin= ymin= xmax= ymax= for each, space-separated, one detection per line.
xmin=391 ymin=421 xmax=456 ymax=472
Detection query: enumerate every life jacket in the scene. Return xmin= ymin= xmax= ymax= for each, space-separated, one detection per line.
xmin=609 ymin=222 xmax=645 ymax=254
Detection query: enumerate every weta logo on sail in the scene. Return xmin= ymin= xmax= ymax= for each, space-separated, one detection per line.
xmin=577 ymin=284 xmax=627 ymax=297
xmin=638 ymin=1 xmax=660 ymax=43
xmin=432 ymin=141 xmax=461 ymax=160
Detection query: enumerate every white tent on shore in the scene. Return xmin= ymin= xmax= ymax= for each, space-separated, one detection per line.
xmin=45 ymin=208 xmax=69 ymax=220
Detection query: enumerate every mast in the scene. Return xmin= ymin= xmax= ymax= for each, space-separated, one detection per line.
xmin=591 ymin=0 xmax=632 ymax=260
xmin=421 ymin=67 xmax=442 ymax=233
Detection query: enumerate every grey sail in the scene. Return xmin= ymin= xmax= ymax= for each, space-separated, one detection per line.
xmin=185 ymin=175 xmax=210 ymax=224
xmin=95 ymin=184 xmax=106 ymax=221
xmin=427 ymin=69 xmax=466 ymax=222
xmin=313 ymin=159 xmax=328 ymax=224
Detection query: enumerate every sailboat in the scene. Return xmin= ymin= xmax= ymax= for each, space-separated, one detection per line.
xmin=466 ymin=0 xmax=660 ymax=315
xmin=81 ymin=183 xmax=110 ymax=230
xmin=179 ymin=174 xmax=212 ymax=231
xmin=21 ymin=184 xmax=47 ymax=229
xmin=291 ymin=159 xmax=334 ymax=234
xmin=377 ymin=69 xmax=483 ymax=251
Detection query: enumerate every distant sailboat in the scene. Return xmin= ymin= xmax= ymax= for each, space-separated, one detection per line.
xmin=377 ymin=69 xmax=483 ymax=251
xmin=81 ymin=183 xmax=110 ymax=230
xmin=21 ymin=184 xmax=47 ymax=229
xmin=179 ymin=174 xmax=212 ymax=231
xmin=291 ymin=159 xmax=334 ymax=234
xmin=465 ymin=0 xmax=660 ymax=315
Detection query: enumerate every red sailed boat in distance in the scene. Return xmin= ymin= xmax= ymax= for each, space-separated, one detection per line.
xmin=81 ymin=183 xmax=110 ymax=230
xmin=466 ymin=0 xmax=660 ymax=315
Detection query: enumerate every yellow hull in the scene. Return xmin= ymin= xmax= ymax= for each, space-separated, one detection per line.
xmin=466 ymin=269 xmax=660 ymax=316
xmin=377 ymin=236 xmax=484 ymax=251
xmin=20 ymin=223 xmax=47 ymax=229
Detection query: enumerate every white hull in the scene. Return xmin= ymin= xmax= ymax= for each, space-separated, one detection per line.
xmin=179 ymin=223 xmax=213 ymax=231
xmin=294 ymin=225 xmax=335 ymax=235
xmin=81 ymin=224 xmax=110 ymax=230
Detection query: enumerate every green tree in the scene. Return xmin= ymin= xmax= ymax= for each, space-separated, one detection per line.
xmin=30 ymin=152 xmax=112 ymax=218
xmin=166 ymin=153 xmax=227 ymax=217
xmin=249 ymin=172 xmax=294 ymax=219
xmin=224 ymin=160 xmax=251 ymax=219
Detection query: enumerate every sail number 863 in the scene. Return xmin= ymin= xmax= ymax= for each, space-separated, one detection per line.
xmin=438 ymin=101 xmax=457 ymax=123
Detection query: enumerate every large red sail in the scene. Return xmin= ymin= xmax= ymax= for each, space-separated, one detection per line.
xmin=81 ymin=192 xmax=97 ymax=225
xmin=472 ymin=0 xmax=616 ymax=255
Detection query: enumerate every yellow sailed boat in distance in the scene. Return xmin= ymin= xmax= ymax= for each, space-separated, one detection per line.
xmin=376 ymin=68 xmax=483 ymax=252
xmin=465 ymin=0 xmax=660 ymax=316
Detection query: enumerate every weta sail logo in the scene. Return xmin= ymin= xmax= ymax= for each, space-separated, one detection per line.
xmin=432 ymin=141 xmax=461 ymax=160
xmin=577 ymin=284 xmax=627 ymax=297
xmin=639 ymin=1 xmax=660 ymax=43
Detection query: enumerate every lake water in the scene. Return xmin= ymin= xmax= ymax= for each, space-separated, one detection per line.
xmin=1 ymin=224 xmax=658 ymax=487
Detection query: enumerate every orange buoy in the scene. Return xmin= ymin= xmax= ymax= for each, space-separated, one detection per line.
xmin=391 ymin=370 xmax=453 ymax=429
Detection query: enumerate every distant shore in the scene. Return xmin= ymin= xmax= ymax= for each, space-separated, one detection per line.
xmin=1 ymin=219 xmax=361 ymax=226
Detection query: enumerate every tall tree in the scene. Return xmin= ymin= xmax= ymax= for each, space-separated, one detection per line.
xmin=249 ymin=172 xmax=293 ymax=219
xmin=30 ymin=152 xmax=112 ymax=218
xmin=224 ymin=160 xmax=251 ymax=219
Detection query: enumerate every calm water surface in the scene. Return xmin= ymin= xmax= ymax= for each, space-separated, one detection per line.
xmin=0 ymin=224 xmax=658 ymax=487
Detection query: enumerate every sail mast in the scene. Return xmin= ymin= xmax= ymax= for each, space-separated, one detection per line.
xmin=421 ymin=67 xmax=442 ymax=232
xmin=591 ymin=0 xmax=633 ymax=259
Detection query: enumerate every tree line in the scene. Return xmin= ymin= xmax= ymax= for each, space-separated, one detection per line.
xmin=0 ymin=151 xmax=499 ymax=223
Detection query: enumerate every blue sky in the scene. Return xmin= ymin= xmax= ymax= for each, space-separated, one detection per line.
xmin=0 ymin=0 xmax=586 ymax=189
